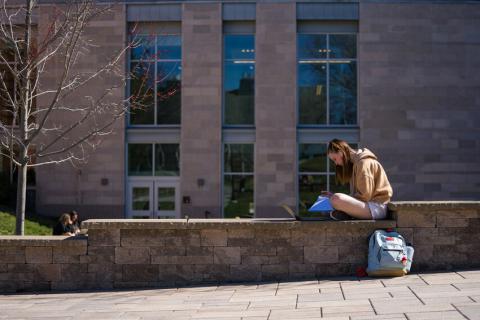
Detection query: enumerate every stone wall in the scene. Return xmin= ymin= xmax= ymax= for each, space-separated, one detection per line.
xmin=0 ymin=202 xmax=478 ymax=293
xmin=35 ymin=5 xmax=126 ymax=219
xmin=359 ymin=2 xmax=480 ymax=200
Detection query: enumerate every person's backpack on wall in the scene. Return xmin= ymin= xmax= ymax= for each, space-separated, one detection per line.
xmin=367 ymin=229 xmax=414 ymax=277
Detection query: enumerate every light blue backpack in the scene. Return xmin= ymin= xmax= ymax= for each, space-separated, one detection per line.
xmin=367 ymin=229 xmax=414 ymax=277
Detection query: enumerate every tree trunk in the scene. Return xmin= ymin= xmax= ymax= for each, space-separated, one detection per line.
xmin=15 ymin=163 xmax=27 ymax=235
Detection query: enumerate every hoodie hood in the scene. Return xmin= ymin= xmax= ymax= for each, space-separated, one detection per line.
xmin=350 ymin=148 xmax=377 ymax=164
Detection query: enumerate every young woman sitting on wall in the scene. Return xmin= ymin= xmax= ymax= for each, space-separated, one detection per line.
xmin=324 ymin=139 xmax=393 ymax=221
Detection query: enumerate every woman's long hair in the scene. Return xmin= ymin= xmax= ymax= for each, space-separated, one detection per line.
xmin=327 ymin=139 xmax=354 ymax=185
xmin=59 ymin=213 xmax=71 ymax=226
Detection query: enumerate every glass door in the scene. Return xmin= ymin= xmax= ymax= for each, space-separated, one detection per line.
xmin=154 ymin=180 xmax=180 ymax=218
xmin=127 ymin=181 xmax=154 ymax=218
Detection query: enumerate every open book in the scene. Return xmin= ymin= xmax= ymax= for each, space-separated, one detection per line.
xmin=308 ymin=196 xmax=333 ymax=212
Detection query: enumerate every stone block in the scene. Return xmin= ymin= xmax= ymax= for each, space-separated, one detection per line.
xmin=86 ymin=246 xmax=115 ymax=264
xmin=26 ymin=247 xmax=52 ymax=264
xmin=241 ymin=246 xmax=276 ymax=256
xmin=120 ymin=229 xmax=167 ymax=247
xmin=291 ymin=229 xmax=326 ymax=246
xmin=228 ymin=228 xmax=254 ymax=239
xmin=53 ymin=245 xmax=87 ymax=263
xmin=397 ymin=211 xmax=437 ymax=228
xmin=230 ymin=264 xmax=261 ymax=282
xmin=289 ymin=263 xmax=316 ymax=274
xmin=201 ymin=229 xmax=227 ymax=246
xmin=0 ymin=246 xmax=25 ymax=263
xmin=151 ymin=255 xmax=213 ymax=265
xmin=304 ymin=246 xmax=338 ymax=264
xmin=35 ymin=264 xmax=61 ymax=282
xmin=123 ymin=264 xmax=158 ymax=282
xmin=151 ymin=245 xmax=186 ymax=257
xmin=214 ymin=247 xmax=241 ymax=265
xmin=60 ymin=264 xmax=88 ymax=283
xmin=187 ymin=246 xmax=212 ymax=256
xmin=88 ymin=229 xmax=120 ymax=246
xmin=315 ymin=263 xmax=353 ymax=277
xmin=115 ymin=247 xmax=150 ymax=264
xmin=338 ymin=245 xmax=368 ymax=264
xmin=261 ymin=264 xmax=289 ymax=281
xmin=242 ymin=255 xmax=270 ymax=265
xmin=195 ymin=264 xmax=229 ymax=281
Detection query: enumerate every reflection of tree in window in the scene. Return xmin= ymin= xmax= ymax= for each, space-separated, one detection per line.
xmin=329 ymin=62 xmax=357 ymax=125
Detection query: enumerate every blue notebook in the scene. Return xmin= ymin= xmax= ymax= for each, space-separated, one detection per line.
xmin=308 ymin=196 xmax=334 ymax=212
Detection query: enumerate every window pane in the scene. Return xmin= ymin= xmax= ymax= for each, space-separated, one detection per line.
xmin=329 ymin=34 xmax=356 ymax=59
xmin=133 ymin=187 xmax=150 ymax=211
xmin=298 ymin=34 xmax=327 ymax=59
xmin=158 ymin=187 xmax=175 ymax=211
xmin=299 ymin=144 xmax=327 ymax=173
xmin=224 ymin=62 xmax=254 ymax=125
xmin=128 ymin=144 xmax=153 ymax=176
xmin=329 ymin=62 xmax=357 ymax=125
xmin=155 ymin=144 xmax=180 ymax=176
xmin=157 ymin=62 xmax=181 ymax=125
xmin=224 ymin=144 xmax=254 ymax=173
xmin=130 ymin=62 xmax=155 ymax=125
xmin=131 ymin=35 xmax=155 ymax=60
xmin=224 ymin=175 xmax=254 ymax=218
xmin=299 ymin=175 xmax=327 ymax=216
xmin=329 ymin=175 xmax=350 ymax=194
xmin=298 ymin=62 xmax=326 ymax=125
xmin=225 ymin=35 xmax=255 ymax=60
xmin=157 ymin=35 xmax=181 ymax=60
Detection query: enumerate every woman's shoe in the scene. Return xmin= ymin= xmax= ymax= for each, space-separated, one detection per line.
xmin=329 ymin=210 xmax=352 ymax=221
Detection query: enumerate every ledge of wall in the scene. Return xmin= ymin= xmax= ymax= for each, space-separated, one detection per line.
xmin=0 ymin=201 xmax=479 ymax=293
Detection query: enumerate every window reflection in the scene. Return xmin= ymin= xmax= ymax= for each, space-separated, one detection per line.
xmin=297 ymin=34 xmax=357 ymax=125
xmin=223 ymin=144 xmax=254 ymax=218
xmin=129 ymin=34 xmax=181 ymax=126
xmin=128 ymin=144 xmax=153 ymax=176
xmin=329 ymin=62 xmax=357 ymax=125
xmin=224 ymin=35 xmax=255 ymax=125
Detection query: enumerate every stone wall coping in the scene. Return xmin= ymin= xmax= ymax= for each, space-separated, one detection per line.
xmin=0 ymin=235 xmax=87 ymax=247
xmin=82 ymin=218 xmax=396 ymax=230
xmin=389 ymin=201 xmax=480 ymax=211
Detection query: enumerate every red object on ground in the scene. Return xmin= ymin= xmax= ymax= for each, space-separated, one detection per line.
xmin=356 ymin=266 xmax=368 ymax=277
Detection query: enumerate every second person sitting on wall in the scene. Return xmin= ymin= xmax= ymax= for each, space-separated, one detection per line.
xmin=52 ymin=213 xmax=76 ymax=236
xmin=324 ymin=139 xmax=393 ymax=220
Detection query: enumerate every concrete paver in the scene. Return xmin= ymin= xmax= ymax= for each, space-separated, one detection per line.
xmin=0 ymin=270 xmax=479 ymax=319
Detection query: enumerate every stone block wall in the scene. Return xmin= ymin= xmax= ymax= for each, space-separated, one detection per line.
xmin=0 ymin=236 xmax=87 ymax=292
xmin=359 ymin=2 xmax=480 ymax=200
xmin=0 ymin=202 xmax=479 ymax=293
xmin=35 ymin=5 xmax=126 ymax=219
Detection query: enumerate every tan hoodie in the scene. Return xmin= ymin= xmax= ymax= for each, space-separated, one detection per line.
xmin=349 ymin=148 xmax=393 ymax=204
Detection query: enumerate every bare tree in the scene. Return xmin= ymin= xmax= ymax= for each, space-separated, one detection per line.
xmin=0 ymin=0 xmax=148 ymax=235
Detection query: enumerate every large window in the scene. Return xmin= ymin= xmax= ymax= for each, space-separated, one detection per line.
xmin=298 ymin=34 xmax=357 ymax=125
xmin=129 ymin=35 xmax=181 ymax=126
xmin=223 ymin=144 xmax=254 ymax=218
xmin=223 ymin=35 xmax=255 ymax=126
xmin=298 ymin=143 xmax=355 ymax=215
xmin=128 ymin=143 xmax=180 ymax=176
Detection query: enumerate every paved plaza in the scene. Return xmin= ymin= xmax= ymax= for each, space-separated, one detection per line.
xmin=1 ymin=270 xmax=480 ymax=320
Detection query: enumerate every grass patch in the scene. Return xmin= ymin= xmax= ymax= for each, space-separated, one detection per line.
xmin=0 ymin=208 xmax=57 ymax=235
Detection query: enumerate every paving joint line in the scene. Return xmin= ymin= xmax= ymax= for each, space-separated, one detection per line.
xmin=456 ymin=271 xmax=467 ymax=279
xmin=339 ymin=282 xmax=346 ymax=300
xmin=451 ymin=283 xmax=462 ymax=291
xmin=295 ymin=294 xmax=298 ymax=309
xmin=407 ymin=285 xmax=425 ymax=305
xmin=404 ymin=312 xmax=411 ymax=320
xmin=418 ymin=274 xmax=430 ymax=285
xmin=468 ymin=296 xmax=476 ymax=302
xmin=368 ymin=298 xmax=378 ymax=315
xmin=452 ymin=303 xmax=471 ymax=320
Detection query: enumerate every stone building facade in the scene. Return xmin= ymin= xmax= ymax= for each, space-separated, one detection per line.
xmin=1 ymin=0 xmax=477 ymax=219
